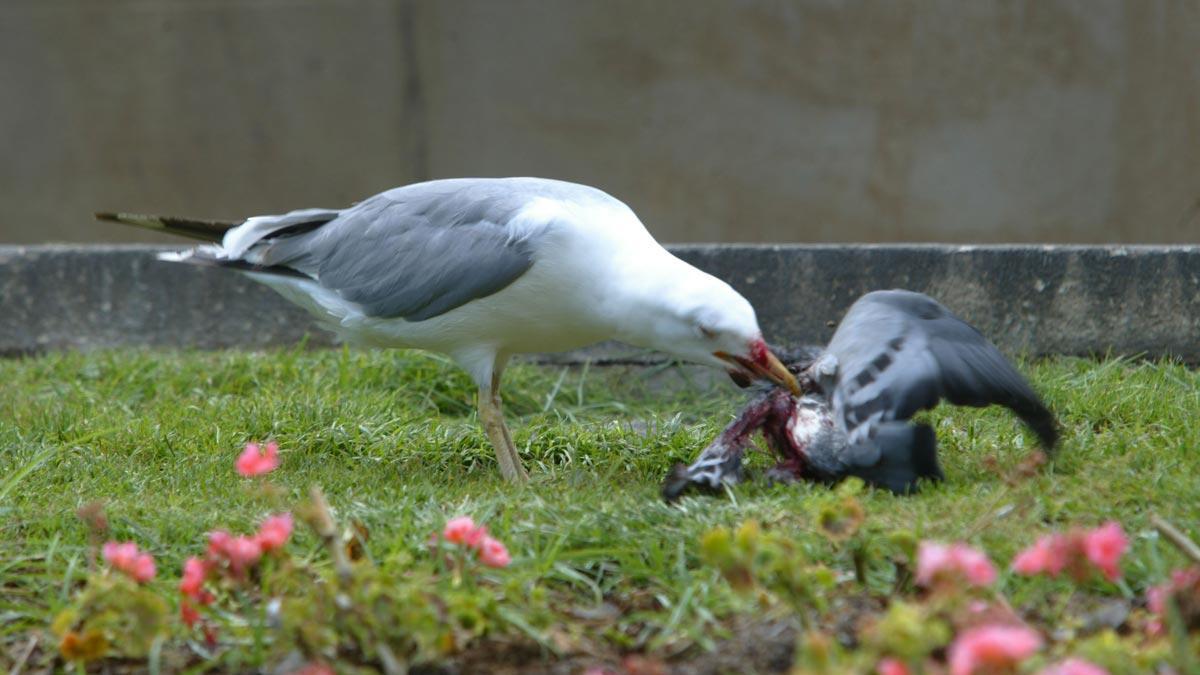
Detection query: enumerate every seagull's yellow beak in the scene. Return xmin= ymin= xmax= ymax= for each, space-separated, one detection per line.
xmin=714 ymin=349 xmax=801 ymax=396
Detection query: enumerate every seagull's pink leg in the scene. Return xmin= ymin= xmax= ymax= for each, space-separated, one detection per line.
xmin=479 ymin=370 xmax=528 ymax=483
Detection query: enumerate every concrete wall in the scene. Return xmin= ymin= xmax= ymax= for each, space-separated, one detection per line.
xmin=2 ymin=1 xmax=1198 ymax=245
xmin=5 ymin=244 xmax=1200 ymax=361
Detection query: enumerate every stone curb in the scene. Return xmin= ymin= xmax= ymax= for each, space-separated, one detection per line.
xmin=2 ymin=244 xmax=1198 ymax=361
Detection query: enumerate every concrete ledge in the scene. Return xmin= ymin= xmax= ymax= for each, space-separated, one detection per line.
xmin=3 ymin=244 xmax=1199 ymax=361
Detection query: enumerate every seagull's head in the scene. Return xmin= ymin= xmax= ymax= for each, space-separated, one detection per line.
xmin=626 ymin=271 xmax=801 ymax=395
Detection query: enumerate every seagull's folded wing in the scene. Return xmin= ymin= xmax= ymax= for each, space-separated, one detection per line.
xmin=235 ymin=180 xmax=550 ymax=322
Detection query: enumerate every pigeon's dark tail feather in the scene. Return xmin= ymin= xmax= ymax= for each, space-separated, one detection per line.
xmin=1011 ymin=398 xmax=1060 ymax=454
xmin=847 ymin=423 xmax=943 ymax=495
xmin=95 ymin=212 xmax=239 ymax=243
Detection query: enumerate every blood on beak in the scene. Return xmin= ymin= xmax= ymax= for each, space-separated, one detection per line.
xmin=714 ymin=349 xmax=801 ymax=396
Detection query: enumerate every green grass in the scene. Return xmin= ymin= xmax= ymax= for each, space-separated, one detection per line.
xmin=1 ymin=348 xmax=1198 ymax=670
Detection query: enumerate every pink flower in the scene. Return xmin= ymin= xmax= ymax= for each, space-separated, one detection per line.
xmin=256 ymin=513 xmax=294 ymax=553
xmin=207 ymin=530 xmax=263 ymax=574
xmin=236 ymin=441 xmax=280 ymax=477
xmin=1012 ymin=534 xmax=1069 ymax=576
xmin=948 ymin=624 xmax=1042 ymax=675
xmin=877 ymin=657 xmax=911 ymax=675
xmin=102 ymin=541 xmax=156 ymax=583
xmin=1082 ymin=522 xmax=1127 ymax=581
xmin=207 ymin=530 xmax=232 ymax=558
xmin=1147 ymin=583 xmax=1166 ymax=621
xmin=179 ymin=556 xmax=209 ymax=598
xmin=1038 ymin=658 xmax=1110 ymax=675
xmin=443 ymin=516 xmax=486 ymax=547
xmin=224 ymin=535 xmax=263 ymax=572
xmin=437 ymin=516 xmax=511 ymax=567
xmin=916 ymin=542 xmax=997 ymax=588
xmin=478 ymin=535 xmax=511 ymax=568
xmin=180 ymin=599 xmax=201 ymax=628
xmin=1013 ymin=523 xmax=1128 ymax=582
xmin=1146 ymin=566 xmax=1200 ymax=636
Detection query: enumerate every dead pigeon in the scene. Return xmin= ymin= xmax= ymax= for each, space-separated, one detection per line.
xmin=663 ymin=289 xmax=1059 ymax=501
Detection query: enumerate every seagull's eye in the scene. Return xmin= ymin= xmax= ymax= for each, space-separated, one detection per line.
xmin=698 ymin=325 xmax=717 ymax=340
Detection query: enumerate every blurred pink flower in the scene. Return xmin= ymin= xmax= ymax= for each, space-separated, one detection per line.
xmin=179 ymin=556 xmax=209 ymax=598
xmin=256 ymin=513 xmax=294 ymax=553
xmin=437 ymin=516 xmax=511 ymax=567
xmin=1013 ymin=522 xmax=1128 ymax=582
xmin=207 ymin=530 xmax=232 ymax=558
xmin=207 ymin=530 xmax=263 ymax=574
xmin=443 ymin=516 xmax=486 ymax=547
xmin=876 ymin=657 xmax=911 ymax=675
xmin=1082 ymin=522 xmax=1127 ymax=581
xmin=1148 ymin=583 xmax=1167 ymax=616
xmin=478 ymin=535 xmax=511 ymax=568
xmin=1146 ymin=566 xmax=1200 ymax=636
xmin=1038 ymin=658 xmax=1110 ymax=675
xmin=916 ymin=542 xmax=997 ymax=588
xmin=236 ymin=441 xmax=280 ymax=477
xmin=225 ymin=535 xmax=263 ymax=572
xmin=180 ymin=599 xmax=200 ymax=628
xmin=1012 ymin=535 xmax=1069 ymax=576
xmin=948 ymin=624 xmax=1042 ymax=675
xmin=102 ymin=540 xmax=156 ymax=583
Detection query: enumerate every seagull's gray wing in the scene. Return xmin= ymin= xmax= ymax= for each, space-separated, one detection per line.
xmin=231 ymin=178 xmax=571 ymax=321
xmin=818 ymin=290 xmax=1058 ymax=451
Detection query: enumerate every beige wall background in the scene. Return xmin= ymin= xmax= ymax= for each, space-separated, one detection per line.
xmin=2 ymin=0 xmax=1198 ymax=245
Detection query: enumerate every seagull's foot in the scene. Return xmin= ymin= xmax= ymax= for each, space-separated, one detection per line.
xmin=497 ymin=453 xmax=528 ymax=483
xmin=494 ymin=405 xmax=528 ymax=483
xmin=488 ymin=425 xmax=528 ymax=484
xmin=479 ymin=393 xmax=529 ymax=484
xmin=497 ymin=432 xmax=529 ymax=484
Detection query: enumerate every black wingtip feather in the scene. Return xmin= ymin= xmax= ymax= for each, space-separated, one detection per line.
xmin=94 ymin=211 xmax=238 ymax=242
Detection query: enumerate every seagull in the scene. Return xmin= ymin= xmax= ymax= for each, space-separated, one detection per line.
xmin=662 ymin=289 xmax=1059 ymax=500
xmin=98 ymin=177 xmax=800 ymax=482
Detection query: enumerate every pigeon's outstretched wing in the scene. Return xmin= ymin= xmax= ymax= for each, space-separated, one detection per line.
xmin=816 ymin=290 xmax=1058 ymax=451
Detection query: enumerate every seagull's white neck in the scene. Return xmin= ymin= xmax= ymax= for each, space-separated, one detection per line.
xmin=527 ymin=193 xmax=755 ymax=360
xmin=601 ymin=250 xmax=717 ymax=347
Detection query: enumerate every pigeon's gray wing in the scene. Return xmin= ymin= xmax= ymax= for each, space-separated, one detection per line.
xmin=220 ymin=178 xmax=593 ymax=321
xmin=819 ymin=290 xmax=1058 ymax=450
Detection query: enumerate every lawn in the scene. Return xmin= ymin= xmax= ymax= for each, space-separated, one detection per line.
xmin=1 ymin=348 xmax=1198 ymax=673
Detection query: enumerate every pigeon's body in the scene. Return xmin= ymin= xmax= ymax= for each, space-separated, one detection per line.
xmin=663 ymin=290 xmax=1057 ymax=501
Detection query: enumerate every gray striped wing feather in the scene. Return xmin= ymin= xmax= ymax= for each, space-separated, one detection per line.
xmin=240 ymin=179 xmax=557 ymax=321
xmin=821 ymin=290 xmax=1058 ymax=453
